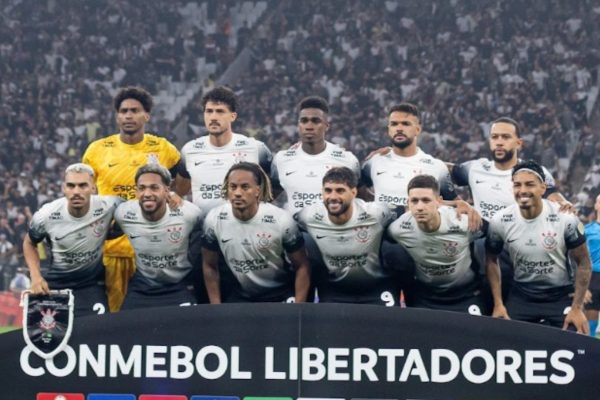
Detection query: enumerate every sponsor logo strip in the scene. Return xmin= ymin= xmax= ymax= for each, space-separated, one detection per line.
xmin=37 ymin=394 xmax=84 ymax=400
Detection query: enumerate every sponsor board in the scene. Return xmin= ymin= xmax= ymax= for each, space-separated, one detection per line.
xmin=0 ymin=304 xmax=596 ymax=399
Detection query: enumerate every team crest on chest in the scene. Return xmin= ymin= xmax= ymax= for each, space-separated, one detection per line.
xmin=542 ymin=231 xmax=558 ymax=250
xmin=146 ymin=153 xmax=159 ymax=164
xmin=232 ymin=151 xmax=248 ymax=163
xmin=256 ymin=232 xmax=272 ymax=249
xmin=443 ymin=241 xmax=459 ymax=257
xmin=354 ymin=226 xmax=371 ymax=243
xmin=167 ymin=225 xmax=184 ymax=244
xmin=90 ymin=220 xmax=106 ymax=237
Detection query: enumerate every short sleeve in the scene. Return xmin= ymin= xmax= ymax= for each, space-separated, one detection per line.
xmin=281 ymin=213 xmax=304 ymax=253
xmin=564 ymin=215 xmax=586 ymax=249
xmin=485 ymin=218 xmax=505 ymax=255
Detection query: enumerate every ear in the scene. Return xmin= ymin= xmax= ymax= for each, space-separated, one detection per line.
xmin=230 ymin=112 xmax=238 ymax=122
xmin=516 ymin=137 xmax=523 ymax=150
xmin=144 ymin=112 xmax=150 ymax=122
xmin=351 ymin=187 xmax=357 ymax=197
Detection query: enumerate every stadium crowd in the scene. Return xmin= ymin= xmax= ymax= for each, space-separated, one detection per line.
xmin=1 ymin=0 xmax=600 ymax=300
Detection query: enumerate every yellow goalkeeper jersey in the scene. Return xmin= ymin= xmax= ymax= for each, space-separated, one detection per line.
xmin=82 ymin=133 xmax=180 ymax=257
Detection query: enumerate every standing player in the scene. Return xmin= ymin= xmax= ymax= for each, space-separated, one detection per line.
xmin=584 ymin=194 xmax=600 ymax=336
xmin=387 ymin=175 xmax=487 ymax=314
xmin=450 ymin=117 xmax=573 ymax=220
xmin=179 ymin=86 xmax=272 ymax=214
xmin=361 ymin=103 xmax=460 ymax=305
xmin=486 ymin=160 xmax=592 ymax=333
xmin=202 ymin=162 xmax=310 ymax=303
xmin=23 ymin=164 xmax=121 ymax=316
xmin=114 ymin=164 xmax=203 ymax=310
xmin=361 ymin=103 xmax=457 ymax=207
xmin=83 ymin=86 xmax=187 ymax=312
xmin=271 ymin=96 xmax=360 ymax=215
xmin=296 ymin=167 xmax=397 ymax=305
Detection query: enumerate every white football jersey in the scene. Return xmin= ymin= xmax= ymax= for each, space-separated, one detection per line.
xmin=486 ymin=200 xmax=586 ymax=295
xmin=387 ymin=206 xmax=482 ymax=291
xmin=180 ymin=133 xmax=272 ymax=213
xmin=271 ymin=142 xmax=360 ymax=214
xmin=296 ymin=199 xmax=392 ymax=291
xmin=202 ymin=202 xmax=304 ymax=298
xmin=114 ymin=200 xmax=204 ymax=288
xmin=453 ymin=158 xmax=557 ymax=221
xmin=362 ymin=148 xmax=456 ymax=207
xmin=28 ymin=195 xmax=122 ymax=288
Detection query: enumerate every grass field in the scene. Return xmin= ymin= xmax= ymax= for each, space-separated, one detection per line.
xmin=0 ymin=326 xmax=19 ymax=334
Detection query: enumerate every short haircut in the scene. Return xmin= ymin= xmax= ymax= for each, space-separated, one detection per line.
xmin=64 ymin=163 xmax=95 ymax=178
xmin=202 ymin=86 xmax=237 ymax=112
xmin=114 ymin=86 xmax=153 ymax=112
xmin=322 ymin=167 xmax=357 ymax=189
xmin=389 ymin=102 xmax=420 ymax=120
xmin=299 ymin=96 xmax=329 ymax=114
xmin=492 ymin=117 xmax=521 ymax=138
xmin=222 ymin=162 xmax=273 ymax=202
xmin=512 ymin=159 xmax=546 ymax=182
xmin=407 ymin=174 xmax=440 ymax=195
xmin=135 ymin=164 xmax=172 ymax=186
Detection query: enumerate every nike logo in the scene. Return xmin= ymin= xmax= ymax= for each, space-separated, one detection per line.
xmin=376 ymin=171 xmax=386 ymax=176
xmin=316 ymin=235 xmax=327 ymax=239
xmin=108 ymin=163 xmax=119 ymax=168
xmin=507 ymin=238 xmax=518 ymax=243
xmin=475 ymin=180 xmax=485 ymax=184
xmin=221 ymin=238 xmax=232 ymax=243
xmin=129 ymin=235 xmax=141 ymax=239
xmin=54 ymin=235 xmax=68 ymax=241
xmin=405 ymin=245 xmax=416 ymax=248
xmin=285 ymin=171 xmax=296 ymax=176
xmin=194 ymin=161 xmax=206 ymax=166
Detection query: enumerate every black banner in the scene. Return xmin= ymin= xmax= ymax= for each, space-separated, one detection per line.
xmin=21 ymin=290 xmax=74 ymax=359
xmin=0 ymin=303 xmax=598 ymax=399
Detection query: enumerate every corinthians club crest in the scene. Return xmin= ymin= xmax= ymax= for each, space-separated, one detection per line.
xmin=443 ymin=241 xmax=459 ymax=257
xmin=542 ymin=231 xmax=558 ymax=250
xmin=21 ymin=289 xmax=74 ymax=359
xmin=256 ymin=232 xmax=272 ymax=249
xmin=354 ymin=226 xmax=371 ymax=243
xmin=167 ymin=225 xmax=184 ymax=244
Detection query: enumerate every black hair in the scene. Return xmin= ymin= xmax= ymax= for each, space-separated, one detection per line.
xmin=492 ymin=117 xmax=522 ymax=138
xmin=114 ymin=86 xmax=153 ymax=112
xmin=299 ymin=96 xmax=329 ymax=114
xmin=322 ymin=167 xmax=358 ymax=188
xmin=512 ymin=160 xmax=546 ymax=182
xmin=389 ymin=102 xmax=420 ymax=120
xmin=202 ymin=86 xmax=237 ymax=112
xmin=407 ymin=174 xmax=440 ymax=195
xmin=222 ymin=162 xmax=273 ymax=202
xmin=135 ymin=163 xmax=172 ymax=186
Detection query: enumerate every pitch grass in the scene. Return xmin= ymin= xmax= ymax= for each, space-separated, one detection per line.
xmin=0 ymin=326 xmax=18 ymax=334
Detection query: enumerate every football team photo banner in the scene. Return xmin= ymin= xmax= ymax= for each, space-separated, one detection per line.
xmin=0 ymin=303 xmax=598 ymax=399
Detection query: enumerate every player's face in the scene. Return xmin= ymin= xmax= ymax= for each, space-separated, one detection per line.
xmin=116 ymin=99 xmax=149 ymax=136
xmin=388 ymin=112 xmax=421 ymax=149
xmin=512 ymin=171 xmax=546 ymax=210
xmin=204 ymin=101 xmax=237 ymax=136
xmin=408 ymin=188 xmax=440 ymax=224
xmin=63 ymin=172 xmax=95 ymax=211
xmin=322 ymin=181 xmax=356 ymax=217
xmin=298 ymin=108 xmax=329 ymax=145
xmin=489 ymin=122 xmax=522 ymax=163
xmin=227 ymin=170 xmax=260 ymax=211
xmin=136 ymin=173 xmax=169 ymax=216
